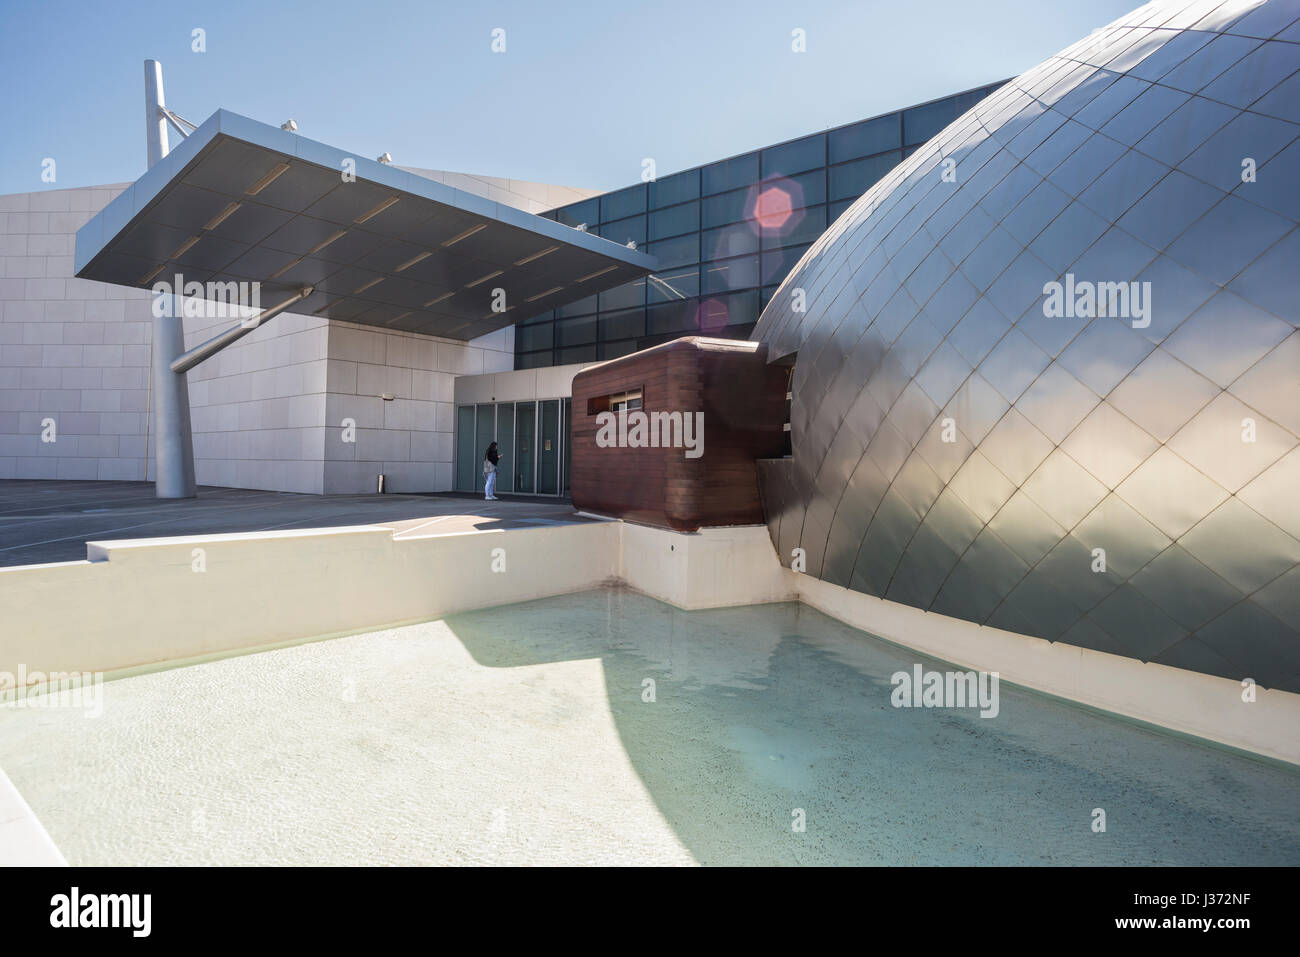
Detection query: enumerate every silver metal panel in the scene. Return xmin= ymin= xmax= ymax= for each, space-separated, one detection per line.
xmin=754 ymin=0 xmax=1300 ymax=692
xmin=76 ymin=109 xmax=656 ymax=341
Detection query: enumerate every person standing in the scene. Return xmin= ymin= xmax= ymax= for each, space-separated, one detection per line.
xmin=483 ymin=441 xmax=502 ymax=501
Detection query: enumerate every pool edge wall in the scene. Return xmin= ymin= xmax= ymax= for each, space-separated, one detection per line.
xmin=1 ymin=518 xmax=1296 ymax=767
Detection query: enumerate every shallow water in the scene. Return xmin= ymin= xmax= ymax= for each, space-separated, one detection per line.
xmin=1 ymin=586 xmax=1296 ymax=865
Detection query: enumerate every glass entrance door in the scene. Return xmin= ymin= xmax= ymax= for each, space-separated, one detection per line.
xmin=538 ymin=399 xmax=560 ymax=495
xmin=495 ymin=403 xmax=515 ymax=494
xmin=474 ymin=403 xmax=495 ymax=494
xmin=515 ymin=401 xmax=535 ymax=493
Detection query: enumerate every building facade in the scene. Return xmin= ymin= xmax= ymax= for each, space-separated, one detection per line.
xmin=1 ymin=86 xmax=1006 ymax=496
xmin=0 ymin=173 xmax=596 ymax=493
xmin=514 ymin=81 xmax=1006 ymax=370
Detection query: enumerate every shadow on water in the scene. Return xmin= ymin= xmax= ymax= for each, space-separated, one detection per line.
xmin=445 ymin=586 xmax=1300 ymax=866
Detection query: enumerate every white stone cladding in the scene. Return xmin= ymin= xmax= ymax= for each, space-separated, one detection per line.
xmin=0 ymin=170 xmax=580 ymax=493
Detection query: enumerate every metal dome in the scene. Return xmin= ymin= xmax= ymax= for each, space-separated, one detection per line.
xmin=755 ymin=0 xmax=1300 ymax=691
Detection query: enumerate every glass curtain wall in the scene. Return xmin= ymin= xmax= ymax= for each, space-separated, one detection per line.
xmin=515 ymin=82 xmax=1005 ymax=370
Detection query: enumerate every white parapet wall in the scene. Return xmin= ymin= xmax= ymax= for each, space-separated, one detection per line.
xmin=2 ymin=517 xmax=1296 ymax=767
xmin=1 ymin=521 xmax=619 ymax=680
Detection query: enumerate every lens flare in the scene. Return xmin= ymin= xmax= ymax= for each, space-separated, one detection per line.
xmin=749 ymin=178 xmax=806 ymax=240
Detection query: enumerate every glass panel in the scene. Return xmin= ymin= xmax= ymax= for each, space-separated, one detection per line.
xmin=648 ymin=201 xmax=700 ymax=240
xmin=495 ymin=403 xmax=515 ymax=493
xmin=648 ymin=299 xmax=700 ymax=337
xmin=556 ymin=315 xmax=597 ymax=346
xmin=761 ymin=243 xmax=811 ymax=284
xmin=514 ymin=402 xmax=535 ymax=493
xmin=829 ymin=114 xmax=901 ymax=163
xmin=555 ymin=294 xmax=597 ymax=319
xmin=538 ymin=399 xmax=560 ymax=495
xmin=828 ymin=198 xmax=856 ymax=222
xmin=557 ymin=344 xmax=598 ymax=364
xmin=766 ymin=168 xmax=826 ymax=209
xmin=702 ymin=254 xmax=760 ymax=294
xmin=552 ymin=198 xmax=599 ymax=228
xmin=516 ymin=350 xmax=551 ymax=370
xmin=702 ymin=152 xmax=760 ymax=195
xmin=702 ymin=222 xmax=759 ymax=260
xmin=474 ymin=403 xmax=496 ymax=494
xmin=829 ymin=151 xmax=902 ymax=200
xmin=702 ymin=187 xmax=752 ymax=229
xmin=903 ymin=89 xmax=987 ymax=145
xmin=518 ymin=309 xmax=553 ymax=326
xmin=597 ymin=215 xmax=646 ymax=247
xmin=645 ymin=233 xmax=699 ymax=267
xmin=562 ymin=398 xmax=572 ymax=496
xmin=647 ymin=266 xmax=699 ymax=303
xmin=455 ymin=406 xmax=476 ymax=491
xmin=761 ymin=204 xmax=826 ymax=248
xmin=516 ymin=322 xmax=553 ymax=352
xmin=600 ymin=340 xmax=639 ymax=361
xmin=701 ymin=289 xmax=761 ymax=329
xmin=649 ymin=169 xmax=699 ymax=209
xmin=763 ymin=133 xmax=825 ymax=176
xmin=599 ymin=307 xmax=646 ymax=340
xmin=598 ymin=278 xmax=646 ymax=311
xmin=600 ymin=185 xmax=646 ymax=222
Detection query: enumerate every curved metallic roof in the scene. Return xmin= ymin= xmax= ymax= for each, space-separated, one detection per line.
xmin=756 ymin=0 xmax=1300 ymax=691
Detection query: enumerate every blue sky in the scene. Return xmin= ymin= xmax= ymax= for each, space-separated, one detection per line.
xmin=0 ymin=0 xmax=1139 ymax=195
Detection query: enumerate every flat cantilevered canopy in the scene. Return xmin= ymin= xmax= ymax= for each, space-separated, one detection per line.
xmin=74 ymin=110 xmax=656 ymax=339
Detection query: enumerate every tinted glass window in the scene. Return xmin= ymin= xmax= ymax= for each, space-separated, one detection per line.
xmin=646 ymin=233 xmax=699 ymax=267
xmin=702 ymin=187 xmax=752 ymax=229
xmin=598 ymin=215 xmax=646 ymax=247
xmin=829 ymin=114 xmax=901 ymax=163
xmin=518 ymin=309 xmax=553 ymax=326
xmin=702 ymin=153 xmax=759 ymax=195
xmin=600 ymin=185 xmax=646 ymax=222
xmin=904 ymin=96 xmax=976 ymax=145
xmin=828 ymin=198 xmax=856 ymax=222
xmin=599 ymin=307 xmax=646 ymax=341
xmin=516 ymin=322 xmax=553 ymax=352
xmin=516 ymin=350 xmax=551 ymax=370
xmin=599 ymin=340 xmax=639 ymax=361
xmin=557 ymin=344 xmax=598 ymax=364
xmin=762 ymin=133 xmax=825 ymax=177
xmin=762 ymin=205 xmax=826 ymax=248
xmin=648 ymin=299 xmax=701 ymax=337
xmin=702 ymin=254 xmax=760 ymax=294
xmin=762 ymin=244 xmax=811 ymax=284
xmin=829 ymin=151 xmax=902 ymax=200
xmin=702 ymin=223 xmax=759 ymax=261
xmin=649 ymin=201 xmax=700 ymax=240
xmin=767 ymin=168 xmax=826 ymax=208
xmin=598 ymin=278 xmax=646 ymax=312
xmin=695 ymin=289 xmax=760 ymax=330
xmin=649 ymin=169 xmax=699 ymax=208
xmin=554 ymin=294 xmax=597 ymax=319
xmin=648 ymin=266 xmax=700 ymax=303
xmin=556 ymin=315 xmax=597 ymax=346
xmin=552 ymin=199 xmax=599 ymax=228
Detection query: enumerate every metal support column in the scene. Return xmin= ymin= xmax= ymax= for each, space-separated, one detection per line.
xmin=144 ymin=59 xmax=196 ymax=498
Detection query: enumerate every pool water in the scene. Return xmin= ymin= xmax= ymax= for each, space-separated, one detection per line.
xmin=1 ymin=586 xmax=1296 ymax=865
